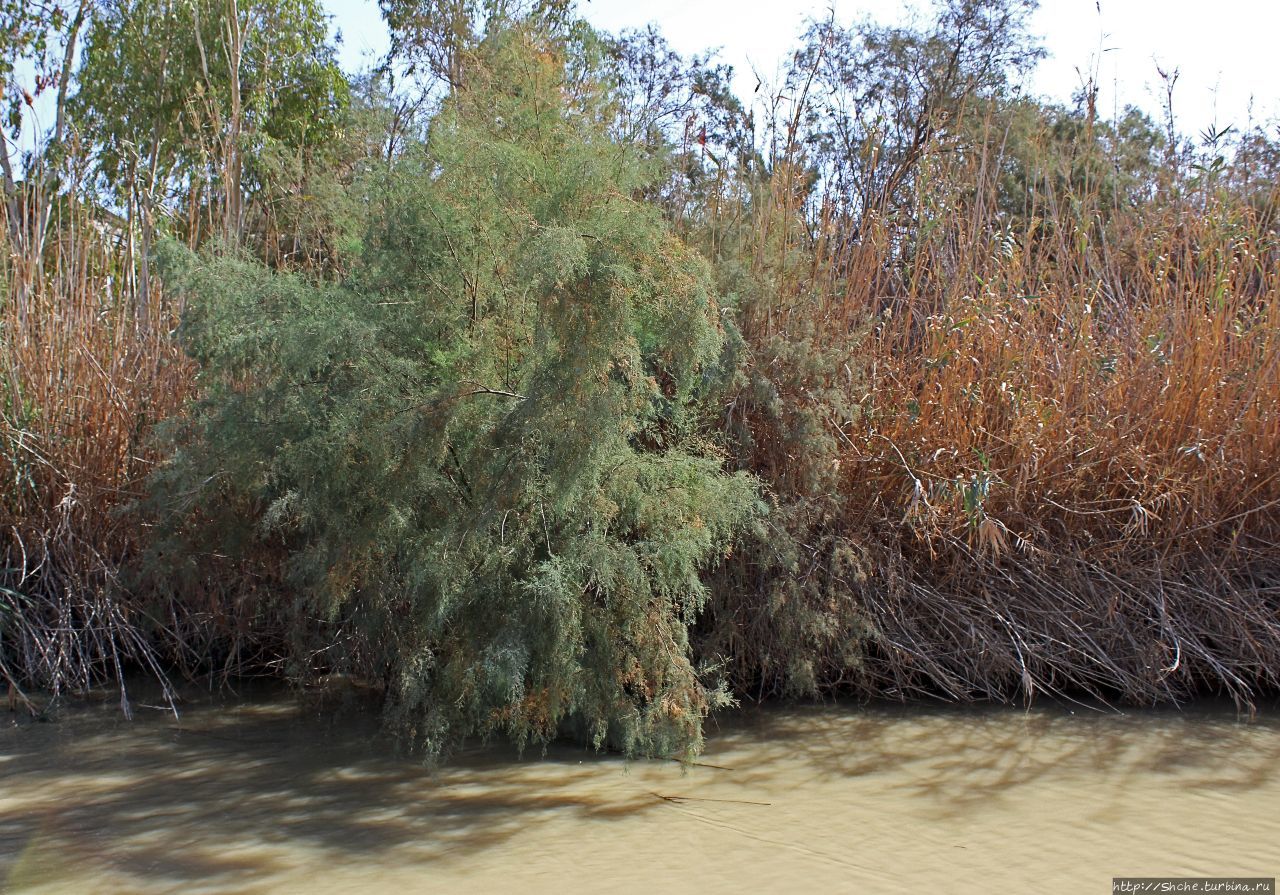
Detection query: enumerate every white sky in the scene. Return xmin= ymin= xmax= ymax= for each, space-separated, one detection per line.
xmin=327 ymin=0 xmax=1280 ymax=138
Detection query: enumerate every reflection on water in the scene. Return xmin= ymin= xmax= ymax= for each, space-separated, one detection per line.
xmin=2 ymin=691 xmax=1277 ymax=893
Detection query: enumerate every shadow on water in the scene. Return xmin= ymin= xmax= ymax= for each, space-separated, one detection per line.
xmin=698 ymin=698 xmax=1280 ymax=814
xmin=2 ymin=689 xmax=1279 ymax=891
xmin=0 ymin=691 xmax=663 ymax=892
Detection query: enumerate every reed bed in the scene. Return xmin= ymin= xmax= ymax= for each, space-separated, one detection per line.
xmin=716 ymin=130 xmax=1280 ymax=707
xmin=1 ymin=202 xmax=191 ymax=713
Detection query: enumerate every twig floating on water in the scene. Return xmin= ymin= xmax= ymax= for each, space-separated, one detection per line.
xmin=651 ymin=792 xmax=771 ymax=807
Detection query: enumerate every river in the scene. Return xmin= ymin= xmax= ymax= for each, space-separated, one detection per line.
xmin=2 ymin=689 xmax=1277 ymax=893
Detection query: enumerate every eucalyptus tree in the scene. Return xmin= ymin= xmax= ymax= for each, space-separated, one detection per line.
xmin=0 ymin=0 xmax=89 ymax=300
xmin=72 ymin=0 xmax=349 ymax=296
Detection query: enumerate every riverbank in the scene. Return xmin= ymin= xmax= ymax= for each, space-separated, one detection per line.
xmin=6 ymin=0 xmax=1280 ymax=764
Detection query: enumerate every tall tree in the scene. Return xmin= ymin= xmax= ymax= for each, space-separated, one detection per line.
xmin=0 ymin=0 xmax=88 ymax=304
xmin=72 ymin=0 xmax=348 ymax=298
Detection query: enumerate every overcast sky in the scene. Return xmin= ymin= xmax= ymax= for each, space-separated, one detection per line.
xmin=327 ymin=0 xmax=1278 ymax=139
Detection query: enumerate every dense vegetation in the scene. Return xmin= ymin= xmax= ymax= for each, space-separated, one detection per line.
xmin=3 ymin=0 xmax=1278 ymax=756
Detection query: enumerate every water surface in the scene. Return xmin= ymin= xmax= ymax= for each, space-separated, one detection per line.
xmin=2 ymin=691 xmax=1277 ymax=893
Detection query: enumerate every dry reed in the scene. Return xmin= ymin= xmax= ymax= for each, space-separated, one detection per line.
xmin=1 ymin=188 xmax=192 ymax=714
xmin=717 ymin=120 xmax=1280 ymax=707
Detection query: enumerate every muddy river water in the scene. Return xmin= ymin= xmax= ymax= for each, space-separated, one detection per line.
xmin=2 ymin=691 xmax=1277 ymax=893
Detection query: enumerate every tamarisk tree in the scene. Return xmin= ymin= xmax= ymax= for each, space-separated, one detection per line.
xmin=152 ymin=24 xmax=760 ymax=759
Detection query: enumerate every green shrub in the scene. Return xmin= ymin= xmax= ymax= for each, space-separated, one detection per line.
xmin=150 ymin=27 xmax=760 ymax=759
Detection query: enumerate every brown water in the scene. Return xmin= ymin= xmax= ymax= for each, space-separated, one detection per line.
xmin=1 ymin=691 xmax=1277 ymax=894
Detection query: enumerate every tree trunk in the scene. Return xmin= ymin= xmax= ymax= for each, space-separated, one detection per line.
xmin=222 ymin=0 xmax=245 ymax=246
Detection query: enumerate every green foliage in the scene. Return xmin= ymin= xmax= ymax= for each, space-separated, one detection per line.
xmin=245 ymin=71 xmax=408 ymax=274
xmin=151 ymin=26 xmax=759 ymax=759
xmin=795 ymin=0 xmax=1044 ymax=214
xmin=72 ymin=0 xmax=349 ymax=237
xmin=0 ymin=0 xmax=79 ymax=136
xmin=697 ymin=180 xmax=880 ymax=699
xmin=983 ymin=100 xmax=1166 ymax=219
xmin=380 ymin=0 xmax=573 ymax=90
